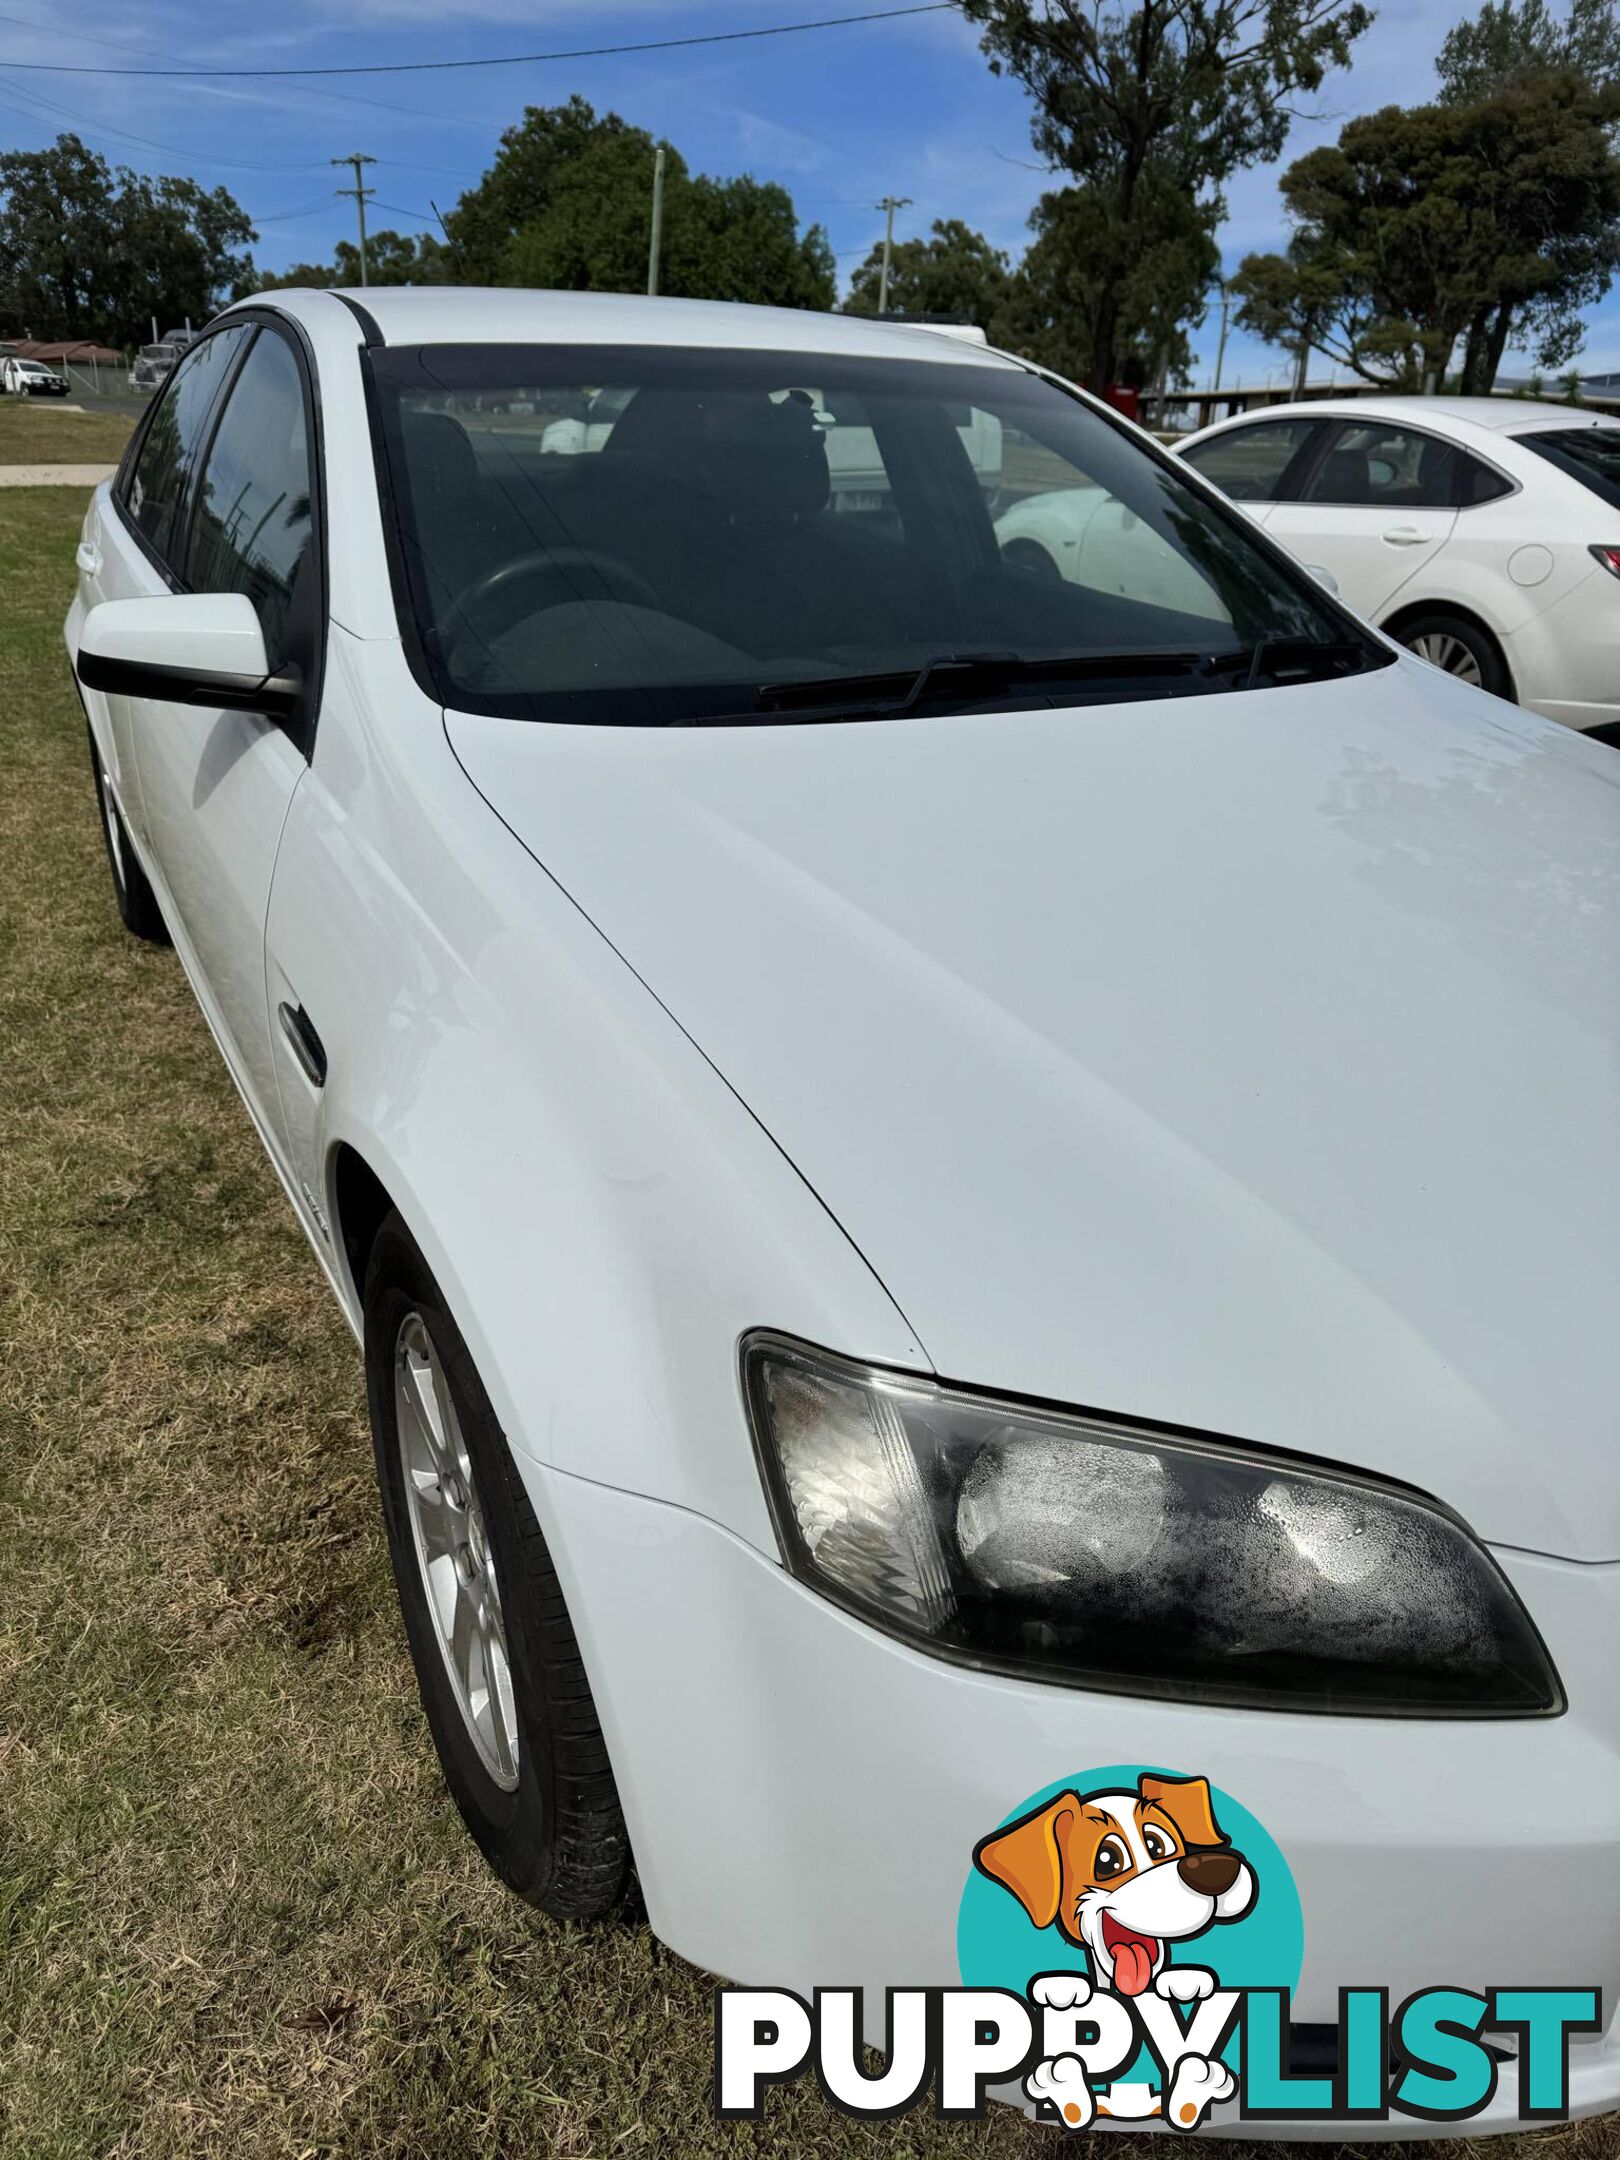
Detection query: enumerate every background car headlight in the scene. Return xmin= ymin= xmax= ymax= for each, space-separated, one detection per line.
xmin=741 ymin=1334 xmax=1563 ymax=1717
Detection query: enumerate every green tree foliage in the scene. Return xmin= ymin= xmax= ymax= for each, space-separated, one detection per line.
xmin=842 ymin=217 xmax=1017 ymax=333
xmin=0 ymin=133 xmax=254 ymax=346
xmin=448 ymin=97 xmax=833 ymax=309
xmin=1012 ymin=179 xmax=1220 ymax=386
xmin=1234 ymin=73 xmax=1620 ymax=391
xmin=258 ymin=229 xmax=451 ymax=291
xmin=956 ymin=1 xmax=1371 ymax=387
xmin=1437 ymin=0 xmax=1620 ymax=100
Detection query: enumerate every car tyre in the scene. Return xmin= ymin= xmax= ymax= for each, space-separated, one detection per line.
xmin=364 ymin=1211 xmax=632 ymax=1920
xmin=86 ymin=722 xmax=169 ymax=943
xmin=1395 ymin=610 xmax=1513 ymax=701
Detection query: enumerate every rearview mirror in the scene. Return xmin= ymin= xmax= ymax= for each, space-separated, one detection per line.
xmin=76 ymin=592 xmax=300 ymax=719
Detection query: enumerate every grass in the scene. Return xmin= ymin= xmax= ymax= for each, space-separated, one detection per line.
xmin=0 ymin=401 xmax=134 ymax=466
xmin=0 ymin=485 xmax=1612 ymax=2160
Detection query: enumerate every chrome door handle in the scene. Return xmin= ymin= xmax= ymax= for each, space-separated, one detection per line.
xmin=1382 ymin=526 xmax=1430 ymax=547
xmin=75 ymin=540 xmax=102 ymax=575
xmin=277 ymin=1001 xmax=327 ymax=1087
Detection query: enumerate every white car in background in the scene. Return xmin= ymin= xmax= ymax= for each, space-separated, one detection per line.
xmin=1173 ymin=396 xmax=1620 ymax=742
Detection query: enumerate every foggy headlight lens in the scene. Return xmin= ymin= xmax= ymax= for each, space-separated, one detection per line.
xmin=742 ymin=1335 xmax=1562 ymax=1716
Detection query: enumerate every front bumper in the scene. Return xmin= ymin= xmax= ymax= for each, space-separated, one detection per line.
xmin=530 ymin=1458 xmax=1619 ymax=2139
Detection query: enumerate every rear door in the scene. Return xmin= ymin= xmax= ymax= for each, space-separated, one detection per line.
xmin=1266 ymin=419 xmax=1459 ymax=618
xmin=125 ymin=319 xmax=323 ymax=1131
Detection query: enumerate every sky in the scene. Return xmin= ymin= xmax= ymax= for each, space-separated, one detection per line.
xmin=2 ymin=0 xmax=1618 ymax=384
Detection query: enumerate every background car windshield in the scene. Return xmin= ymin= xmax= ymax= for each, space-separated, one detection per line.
xmin=1517 ymin=426 xmax=1620 ymax=513
xmin=371 ymin=344 xmax=1356 ymax=725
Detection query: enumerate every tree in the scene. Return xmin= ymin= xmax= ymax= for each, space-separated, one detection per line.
xmin=1234 ymin=75 xmax=1620 ymax=391
xmin=1012 ymin=179 xmax=1219 ymax=385
xmin=956 ymin=1 xmax=1371 ymax=388
xmin=1437 ymin=0 xmax=1620 ymax=101
xmin=452 ymin=98 xmax=832 ymax=310
xmin=843 ymin=217 xmax=1016 ymax=334
xmin=259 ymin=229 xmax=450 ymax=291
xmin=0 ymin=133 xmax=254 ymax=346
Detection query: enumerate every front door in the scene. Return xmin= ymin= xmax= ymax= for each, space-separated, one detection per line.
xmin=117 ymin=320 xmax=321 ymax=1133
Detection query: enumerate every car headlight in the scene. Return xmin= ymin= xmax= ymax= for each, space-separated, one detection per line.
xmin=741 ymin=1334 xmax=1563 ymax=1717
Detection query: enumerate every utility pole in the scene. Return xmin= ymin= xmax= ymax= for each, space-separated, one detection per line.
xmin=647 ymin=143 xmax=666 ymax=297
xmin=875 ymin=194 xmax=912 ymax=316
xmin=1212 ymin=278 xmax=1232 ymax=395
xmin=331 ymin=152 xmax=377 ymax=286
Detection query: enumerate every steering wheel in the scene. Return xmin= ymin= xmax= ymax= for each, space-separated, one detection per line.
xmin=446 ymin=547 xmax=663 ymax=656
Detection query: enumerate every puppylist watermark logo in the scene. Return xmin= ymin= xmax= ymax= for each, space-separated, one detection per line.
xmin=715 ymin=1766 xmax=1602 ymax=2132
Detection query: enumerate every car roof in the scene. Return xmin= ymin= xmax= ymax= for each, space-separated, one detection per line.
xmin=245 ymin=285 xmax=1022 ymax=370
xmin=1183 ymin=393 xmax=1619 ymax=442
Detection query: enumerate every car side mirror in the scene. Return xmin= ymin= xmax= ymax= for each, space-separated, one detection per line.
xmin=76 ymin=592 xmax=300 ymax=719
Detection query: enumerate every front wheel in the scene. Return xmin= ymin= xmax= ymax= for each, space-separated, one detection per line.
xmin=1396 ymin=610 xmax=1513 ymax=701
xmin=364 ymin=1213 xmax=631 ymax=1919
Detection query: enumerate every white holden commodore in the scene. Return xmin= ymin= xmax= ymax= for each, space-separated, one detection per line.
xmin=65 ymin=288 xmax=1617 ymax=2135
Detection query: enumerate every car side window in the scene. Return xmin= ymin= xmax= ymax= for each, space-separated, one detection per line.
xmin=1181 ymin=419 xmax=1319 ymax=502
xmin=1300 ymin=421 xmax=1457 ymax=509
xmin=182 ymin=328 xmax=314 ymax=669
xmin=123 ymin=324 xmax=251 ymax=567
xmin=1455 ymin=451 xmax=1514 ymax=507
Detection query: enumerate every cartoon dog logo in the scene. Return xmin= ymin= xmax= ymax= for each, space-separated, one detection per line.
xmin=974 ymin=1771 xmax=1256 ymax=1997
xmin=973 ymin=1773 xmax=1257 ymax=2131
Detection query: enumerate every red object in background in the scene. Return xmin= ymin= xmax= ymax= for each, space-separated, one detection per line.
xmin=1101 ymin=384 xmax=1141 ymax=422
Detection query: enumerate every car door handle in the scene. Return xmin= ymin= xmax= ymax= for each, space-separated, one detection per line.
xmin=75 ymin=539 xmax=101 ymax=575
xmin=1382 ymin=526 xmax=1431 ymax=547
xmin=277 ymin=1001 xmax=327 ymax=1087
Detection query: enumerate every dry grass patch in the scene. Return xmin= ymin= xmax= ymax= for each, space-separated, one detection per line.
xmin=0 ymin=401 xmax=134 ymax=466
xmin=0 ymin=488 xmax=1611 ymax=2158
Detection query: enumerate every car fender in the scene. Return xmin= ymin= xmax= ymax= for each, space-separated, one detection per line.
xmin=268 ymin=634 xmax=929 ymax=1557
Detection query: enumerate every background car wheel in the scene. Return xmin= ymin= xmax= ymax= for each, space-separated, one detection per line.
xmin=364 ymin=1212 xmax=631 ymax=1920
xmin=1395 ymin=611 xmax=1513 ymax=701
xmin=86 ymin=723 xmax=168 ymax=943
xmin=1000 ymin=536 xmax=1063 ymax=585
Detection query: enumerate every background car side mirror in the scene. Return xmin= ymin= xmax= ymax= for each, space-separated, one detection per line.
xmin=76 ymin=592 xmax=300 ymax=719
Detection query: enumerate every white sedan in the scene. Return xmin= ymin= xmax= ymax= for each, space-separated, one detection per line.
xmin=1173 ymin=395 xmax=1620 ymax=741
xmin=65 ymin=289 xmax=1618 ymax=2135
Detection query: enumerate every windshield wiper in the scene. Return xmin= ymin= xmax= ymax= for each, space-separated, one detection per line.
xmin=1231 ymin=636 xmax=1372 ymax=690
xmin=692 ymin=648 xmax=1226 ymax=726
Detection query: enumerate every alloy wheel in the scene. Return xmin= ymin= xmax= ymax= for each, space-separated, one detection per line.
xmin=394 ymin=1311 xmax=520 ymax=1789
xmin=1408 ymin=631 xmax=1484 ymax=687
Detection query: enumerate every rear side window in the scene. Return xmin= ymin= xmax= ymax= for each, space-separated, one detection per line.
xmin=1516 ymin=427 xmax=1620 ymax=514
xmin=123 ymin=324 xmax=250 ymax=566
xmin=1181 ymin=419 xmax=1318 ymax=502
xmin=183 ymin=329 xmax=314 ymax=666
xmin=1455 ymin=451 xmax=1514 ymax=507
xmin=1300 ymin=421 xmax=1458 ymax=508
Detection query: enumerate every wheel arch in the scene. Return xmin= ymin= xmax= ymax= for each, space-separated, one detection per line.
xmin=329 ymin=1139 xmax=400 ymax=1313
xmin=1379 ymin=597 xmax=1517 ymax=699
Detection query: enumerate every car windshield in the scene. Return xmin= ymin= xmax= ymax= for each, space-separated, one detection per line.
xmin=1517 ymin=425 xmax=1620 ymax=514
xmin=369 ymin=343 xmax=1379 ymax=725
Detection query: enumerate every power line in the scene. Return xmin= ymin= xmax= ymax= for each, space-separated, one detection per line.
xmin=0 ymin=6 xmax=514 ymax=128
xmin=0 ymin=3 xmax=955 ymax=78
